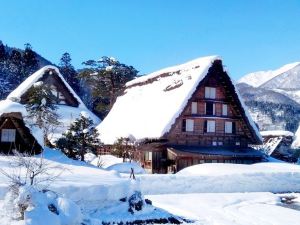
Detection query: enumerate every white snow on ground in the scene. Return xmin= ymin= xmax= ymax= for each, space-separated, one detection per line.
xmin=238 ymin=62 xmax=300 ymax=87
xmin=85 ymin=153 xmax=123 ymax=168
xmin=0 ymin=150 xmax=299 ymax=224
xmin=148 ymin=192 xmax=300 ymax=225
xmin=106 ymin=162 xmax=146 ymax=174
xmin=137 ymin=163 xmax=300 ymax=195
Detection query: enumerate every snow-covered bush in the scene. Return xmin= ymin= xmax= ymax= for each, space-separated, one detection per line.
xmin=3 ymin=185 xmax=83 ymax=225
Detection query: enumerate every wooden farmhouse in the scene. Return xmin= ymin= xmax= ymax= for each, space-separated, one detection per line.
xmin=261 ymin=130 xmax=295 ymax=162
xmin=0 ymin=66 xmax=100 ymax=154
xmin=97 ymin=56 xmax=264 ymax=173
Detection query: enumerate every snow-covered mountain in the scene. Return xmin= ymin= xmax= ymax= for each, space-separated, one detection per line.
xmin=238 ymin=62 xmax=300 ymax=88
xmin=237 ymin=61 xmax=300 ymax=148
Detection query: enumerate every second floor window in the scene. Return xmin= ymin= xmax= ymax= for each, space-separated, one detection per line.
xmin=225 ymin=121 xmax=236 ymax=134
xmin=182 ymin=119 xmax=194 ymax=132
xmin=191 ymin=102 xmax=197 ymax=114
xmin=205 ymin=102 xmax=215 ymax=115
xmin=204 ymin=120 xmax=215 ymax=133
xmin=205 ymin=87 xmax=216 ymax=99
xmin=222 ymin=104 xmax=228 ymax=116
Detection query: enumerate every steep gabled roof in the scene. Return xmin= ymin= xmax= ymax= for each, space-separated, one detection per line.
xmin=97 ymin=55 xmax=262 ymax=144
xmin=6 ymin=66 xmax=101 ymax=143
xmin=8 ymin=65 xmax=84 ymax=106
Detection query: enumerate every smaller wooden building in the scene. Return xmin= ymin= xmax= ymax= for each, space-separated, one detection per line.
xmin=0 ymin=102 xmax=43 ymax=155
xmin=261 ymin=130 xmax=296 ymax=162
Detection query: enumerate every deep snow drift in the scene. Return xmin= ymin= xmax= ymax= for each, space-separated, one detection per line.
xmin=148 ymin=192 xmax=300 ymax=225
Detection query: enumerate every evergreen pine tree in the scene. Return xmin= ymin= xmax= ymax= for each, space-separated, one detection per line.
xmin=79 ymin=56 xmax=138 ymax=118
xmin=0 ymin=41 xmax=7 ymax=61
xmin=8 ymin=49 xmax=23 ymax=83
xmin=59 ymin=52 xmax=80 ymax=94
xmin=56 ymin=112 xmax=101 ymax=161
xmin=23 ymin=43 xmax=38 ymax=76
xmin=25 ymin=82 xmax=60 ymax=145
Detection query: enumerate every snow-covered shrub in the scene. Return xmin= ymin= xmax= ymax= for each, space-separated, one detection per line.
xmin=3 ymin=185 xmax=83 ymax=225
xmin=128 ymin=191 xmax=144 ymax=214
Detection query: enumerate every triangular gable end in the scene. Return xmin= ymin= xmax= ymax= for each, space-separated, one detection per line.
xmin=19 ymin=68 xmax=79 ymax=107
xmin=0 ymin=112 xmax=43 ymax=154
xmin=164 ymin=59 xmax=262 ymax=146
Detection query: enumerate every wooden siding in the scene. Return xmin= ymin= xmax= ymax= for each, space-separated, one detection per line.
xmin=0 ymin=113 xmax=42 ymax=155
xmin=20 ymin=69 xmax=79 ymax=107
xmin=165 ymin=61 xmax=257 ymax=148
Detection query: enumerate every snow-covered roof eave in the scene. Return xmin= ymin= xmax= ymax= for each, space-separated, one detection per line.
xmin=7 ymin=65 xmax=86 ymax=107
xmin=98 ymin=56 xmax=221 ymax=144
xmin=225 ymin=68 xmax=263 ymax=144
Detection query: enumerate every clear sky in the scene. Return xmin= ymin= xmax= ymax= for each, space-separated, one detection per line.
xmin=0 ymin=0 xmax=299 ymax=80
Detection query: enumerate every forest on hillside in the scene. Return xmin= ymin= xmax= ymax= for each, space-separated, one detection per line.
xmin=0 ymin=40 xmax=139 ymax=119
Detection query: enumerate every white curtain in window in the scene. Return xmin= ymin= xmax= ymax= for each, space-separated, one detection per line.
xmin=191 ymin=102 xmax=197 ymax=114
xmin=1 ymin=129 xmax=16 ymax=142
xmin=225 ymin=121 xmax=232 ymax=133
xmin=222 ymin=104 xmax=228 ymax=116
xmin=207 ymin=120 xmax=215 ymax=132
xmin=205 ymin=87 xmax=216 ymax=99
xmin=186 ymin=119 xmax=194 ymax=132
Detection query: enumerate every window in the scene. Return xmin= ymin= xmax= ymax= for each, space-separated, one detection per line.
xmin=222 ymin=104 xmax=228 ymax=116
xmin=191 ymin=102 xmax=197 ymax=114
xmin=218 ymin=141 xmax=223 ymax=146
xmin=205 ymin=102 xmax=215 ymax=115
xmin=225 ymin=121 xmax=233 ymax=133
xmin=204 ymin=120 xmax=215 ymax=133
xmin=236 ymin=142 xmax=240 ymax=146
xmin=1 ymin=129 xmax=16 ymax=142
xmin=212 ymin=141 xmax=217 ymax=146
xmin=186 ymin=119 xmax=194 ymax=132
xmin=205 ymin=87 xmax=216 ymax=99
xmin=145 ymin=151 xmax=152 ymax=161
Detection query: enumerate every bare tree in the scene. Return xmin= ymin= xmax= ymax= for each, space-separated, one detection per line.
xmin=0 ymin=150 xmax=66 ymax=220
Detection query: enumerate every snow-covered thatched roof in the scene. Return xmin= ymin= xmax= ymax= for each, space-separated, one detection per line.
xmin=97 ymin=55 xmax=261 ymax=144
xmin=8 ymin=65 xmax=84 ymax=106
xmin=5 ymin=65 xmax=101 ymax=143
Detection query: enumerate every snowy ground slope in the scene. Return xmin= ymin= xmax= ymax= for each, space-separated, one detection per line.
xmin=147 ymin=192 xmax=300 ymax=225
xmin=0 ymin=149 xmax=130 ymax=204
xmin=137 ymin=163 xmax=300 ymax=194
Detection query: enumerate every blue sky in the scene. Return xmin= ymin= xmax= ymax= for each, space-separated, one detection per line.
xmin=0 ymin=0 xmax=299 ymax=80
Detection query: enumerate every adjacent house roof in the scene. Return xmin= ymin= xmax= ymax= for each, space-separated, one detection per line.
xmin=0 ymin=99 xmax=44 ymax=146
xmin=97 ymin=55 xmax=262 ymax=144
xmin=6 ymin=66 xmax=101 ymax=143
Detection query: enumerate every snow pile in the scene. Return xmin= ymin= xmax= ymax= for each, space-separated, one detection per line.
xmin=137 ymin=163 xmax=300 ymax=194
xmin=2 ymin=186 xmax=83 ymax=225
xmin=98 ymin=55 xmax=261 ymax=144
xmin=148 ymin=192 xmax=300 ymax=225
xmin=106 ymin=162 xmax=146 ymax=174
xmin=0 ymin=149 xmax=179 ymax=224
xmin=238 ymin=62 xmax=300 ymax=87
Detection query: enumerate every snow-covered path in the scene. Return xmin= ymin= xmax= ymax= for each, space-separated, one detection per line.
xmin=147 ymin=193 xmax=300 ymax=225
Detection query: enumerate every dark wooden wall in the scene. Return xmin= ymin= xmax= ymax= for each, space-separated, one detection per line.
xmin=165 ymin=61 xmax=257 ymax=148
